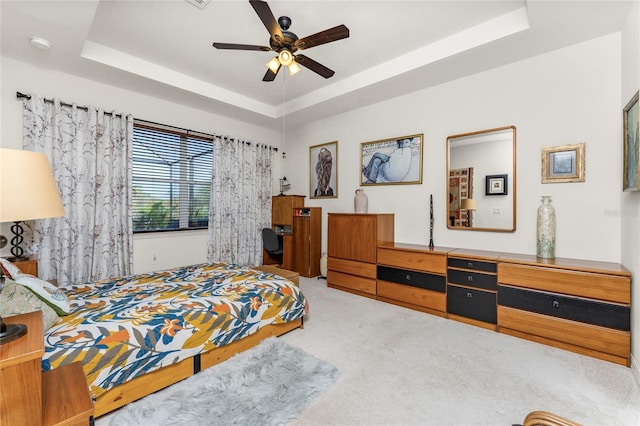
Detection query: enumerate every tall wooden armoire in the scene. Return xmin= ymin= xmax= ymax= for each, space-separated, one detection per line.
xmin=293 ymin=207 xmax=322 ymax=278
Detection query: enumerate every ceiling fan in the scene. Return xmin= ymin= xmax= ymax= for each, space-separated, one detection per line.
xmin=212 ymin=0 xmax=350 ymax=81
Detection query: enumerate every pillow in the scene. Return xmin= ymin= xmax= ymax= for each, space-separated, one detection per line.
xmin=0 ymin=279 xmax=59 ymax=330
xmin=0 ymin=258 xmax=20 ymax=279
xmin=13 ymin=274 xmax=71 ymax=315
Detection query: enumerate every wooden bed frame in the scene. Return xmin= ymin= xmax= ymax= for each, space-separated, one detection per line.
xmin=93 ymin=318 xmax=303 ymax=417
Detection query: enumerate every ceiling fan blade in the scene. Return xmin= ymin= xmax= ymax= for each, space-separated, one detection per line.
xmin=249 ymin=0 xmax=284 ymax=42
xmin=295 ymin=54 xmax=335 ymax=79
xmin=263 ymin=64 xmax=280 ymax=81
xmin=212 ymin=42 xmax=271 ymax=51
xmin=294 ymin=25 xmax=349 ymax=50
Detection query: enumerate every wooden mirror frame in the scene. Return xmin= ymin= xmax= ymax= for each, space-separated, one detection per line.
xmin=446 ymin=126 xmax=516 ymax=232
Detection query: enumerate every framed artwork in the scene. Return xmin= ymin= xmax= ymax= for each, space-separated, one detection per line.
xmin=309 ymin=141 xmax=338 ymax=198
xmin=485 ymin=174 xmax=508 ymax=195
xmin=623 ymin=91 xmax=639 ymax=191
xmin=541 ymin=143 xmax=585 ymax=184
xmin=360 ymin=133 xmax=423 ymax=185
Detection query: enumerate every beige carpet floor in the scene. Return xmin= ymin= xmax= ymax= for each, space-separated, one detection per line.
xmin=280 ymin=277 xmax=640 ymax=426
xmin=99 ymin=276 xmax=640 ymax=425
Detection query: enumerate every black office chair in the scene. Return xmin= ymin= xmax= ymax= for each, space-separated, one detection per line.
xmin=261 ymin=228 xmax=283 ymax=265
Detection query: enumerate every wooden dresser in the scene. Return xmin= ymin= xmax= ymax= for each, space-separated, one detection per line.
xmin=327 ymin=213 xmax=394 ymax=298
xmin=377 ymin=243 xmax=451 ymax=317
xmin=447 ymin=249 xmax=501 ymax=331
xmin=0 ymin=311 xmax=94 ymax=425
xmin=497 ymin=253 xmax=631 ymax=366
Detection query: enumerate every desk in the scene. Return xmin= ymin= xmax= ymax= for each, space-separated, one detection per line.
xmin=263 ymin=232 xmax=294 ymax=270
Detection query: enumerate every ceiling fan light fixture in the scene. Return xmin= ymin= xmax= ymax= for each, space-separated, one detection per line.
xmin=267 ymin=57 xmax=281 ymax=73
xmin=278 ymin=50 xmax=293 ymax=66
xmin=288 ymin=61 xmax=301 ymax=76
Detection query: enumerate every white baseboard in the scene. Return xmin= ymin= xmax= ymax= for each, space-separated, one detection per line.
xmin=632 ymin=354 xmax=640 ymax=386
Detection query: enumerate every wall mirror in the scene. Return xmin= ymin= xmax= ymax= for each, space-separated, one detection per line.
xmin=447 ymin=126 xmax=516 ymax=232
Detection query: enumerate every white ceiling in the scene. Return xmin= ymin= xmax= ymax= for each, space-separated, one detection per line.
xmin=0 ymin=1 xmax=633 ymax=129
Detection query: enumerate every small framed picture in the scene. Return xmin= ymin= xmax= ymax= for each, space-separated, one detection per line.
xmin=310 ymin=141 xmax=338 ymax=198
xmin=623 ymin=91 xmax=639 ymax=191
xmin=541 ymin=143 xmax=585 ymax=184
xmin=485 ymin=174 xmax=508 ymax=195
xmin=360 ymin=134 xmax=423 ymax=185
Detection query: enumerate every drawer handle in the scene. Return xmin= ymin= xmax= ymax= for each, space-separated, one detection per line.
xmin=467 ymin=276 xmax=473 ymax=282
xmin=405 ymin=275 xmax=411 ymax=281
xmin=552 ymin=300 xmax=560 ymax=308
xmin=467 ymin=292 xmax=473 ymax=298
xmin=467 ymin=262 xmax=474 ymax=268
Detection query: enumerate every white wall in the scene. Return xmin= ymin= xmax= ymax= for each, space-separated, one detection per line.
xmin=620 ymin=0 xmax=640 ymax=380
xmin=0 ymin=57 xmax=282 ymax=273
xmin=285 ymin=33 xmax=623 ymax=263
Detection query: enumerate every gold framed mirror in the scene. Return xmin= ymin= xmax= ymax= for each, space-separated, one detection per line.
xmin=447 ymin=126 xmax=516 ymax=232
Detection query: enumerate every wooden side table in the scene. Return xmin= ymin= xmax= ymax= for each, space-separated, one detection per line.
xmin=253 ymin=265 xmax=300 ymax=286
xmin=1 ymin=311 xmax=94 ymax=425
xmin=11 ymin=255 xmax=38 ymax=276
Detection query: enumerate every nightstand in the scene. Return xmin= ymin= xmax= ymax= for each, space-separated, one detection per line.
xmin=1 ymin=311 xmax=94 ymax=425
xmin=11 ymin=255 xmax=38 ymax=276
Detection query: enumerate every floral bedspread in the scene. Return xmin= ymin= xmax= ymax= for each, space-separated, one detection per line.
xmin=42 ymin=262 xmax=306 ymax=398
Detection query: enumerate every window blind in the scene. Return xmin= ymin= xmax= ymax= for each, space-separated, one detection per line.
xmin=132 ymin=123 xmax=213 ymax=233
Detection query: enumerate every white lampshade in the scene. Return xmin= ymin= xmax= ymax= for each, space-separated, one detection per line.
xmin=0 ymin=149 xmax=65 ymax=222
xmin=288 ymin=61 xmax=302 ymax=76
xmin=460 ymin=198 xmax=476 ymax=211
xmin=266 ymin=57 xmax=280 ymax=73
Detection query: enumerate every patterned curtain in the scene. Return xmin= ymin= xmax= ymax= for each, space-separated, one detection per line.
xmin=22 ymin=95 xmax=134 ymax=285
xmin=208 ymin=137 xmax=273 ymax=266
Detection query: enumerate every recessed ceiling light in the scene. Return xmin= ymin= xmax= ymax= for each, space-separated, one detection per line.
xmin=29 ymin=36 xmax=51 ymax=50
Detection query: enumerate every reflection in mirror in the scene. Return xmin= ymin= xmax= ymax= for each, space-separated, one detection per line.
xmin=447 ymin=126 xmax=516 ymax=232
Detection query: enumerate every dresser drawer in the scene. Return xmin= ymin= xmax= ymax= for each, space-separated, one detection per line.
xmin=498 ymin=285 xmax=630 ymax=331
xmin=447 ymin=269 xmax=497 ymax=291
xmin=498 ymin=306 xmax=630 ymax=359
xmin=377 ymin=266 xmax=446 ymax=293
xmin=377 ymin=247 xmax=447 ymax=274
xmin=498 ymin=263 xmax=630 ymax=304
xmin=328 ymin=257 xmax=376 ymax=279
xmin=378 ymin=280 xmax=446 ymax=312
xmin=448 ymin=257 xmax=496 ymax=273
xmin=447 ymin=285 xmax=496 ymax=324
xmin=327 ymin=269 xmax=376 ymax=295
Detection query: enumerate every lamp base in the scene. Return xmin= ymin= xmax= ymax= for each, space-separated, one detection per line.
xmin=9 ymin=221 xmax=26 ymax=260
xmin=0 ymin=322 xmax=27 ymax=345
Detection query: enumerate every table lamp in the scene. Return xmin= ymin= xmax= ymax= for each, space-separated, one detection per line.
xmin=279 ymin=176 xmax=291 ymax=195
xmin=460 ymin=198 xmax=476 ymax=227
xmin=0 ymin=149 xmax=65 ymax=344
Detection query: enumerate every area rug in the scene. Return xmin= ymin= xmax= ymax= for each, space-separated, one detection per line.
xmin=109 ymin=337 xmax=340 ymax=426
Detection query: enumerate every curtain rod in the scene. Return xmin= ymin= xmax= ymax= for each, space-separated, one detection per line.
xmin=16 ymin=91 xmax=278 ymax=152
xmin=16 ymin=91 xmax=123 ymax=117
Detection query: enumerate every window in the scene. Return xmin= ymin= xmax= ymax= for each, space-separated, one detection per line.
xmin=132 ymin=121 xmax=213 ymax=233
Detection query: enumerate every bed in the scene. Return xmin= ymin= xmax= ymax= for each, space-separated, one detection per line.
xmin=36 ymin=262 xmax=306 ymax=417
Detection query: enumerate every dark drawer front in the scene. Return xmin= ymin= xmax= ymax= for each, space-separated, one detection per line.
xmin=447 ymin=285 xmax=497 ymax=324
xmin=498 ymin=285 xmax=630 ymax=331
xmin=448 ymin=257 xmax=497 ymax=273
xmin=447 ymin=269 xmax=497 ymax=291
xmin=377 ymin=266 xmax=446 ymax=293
